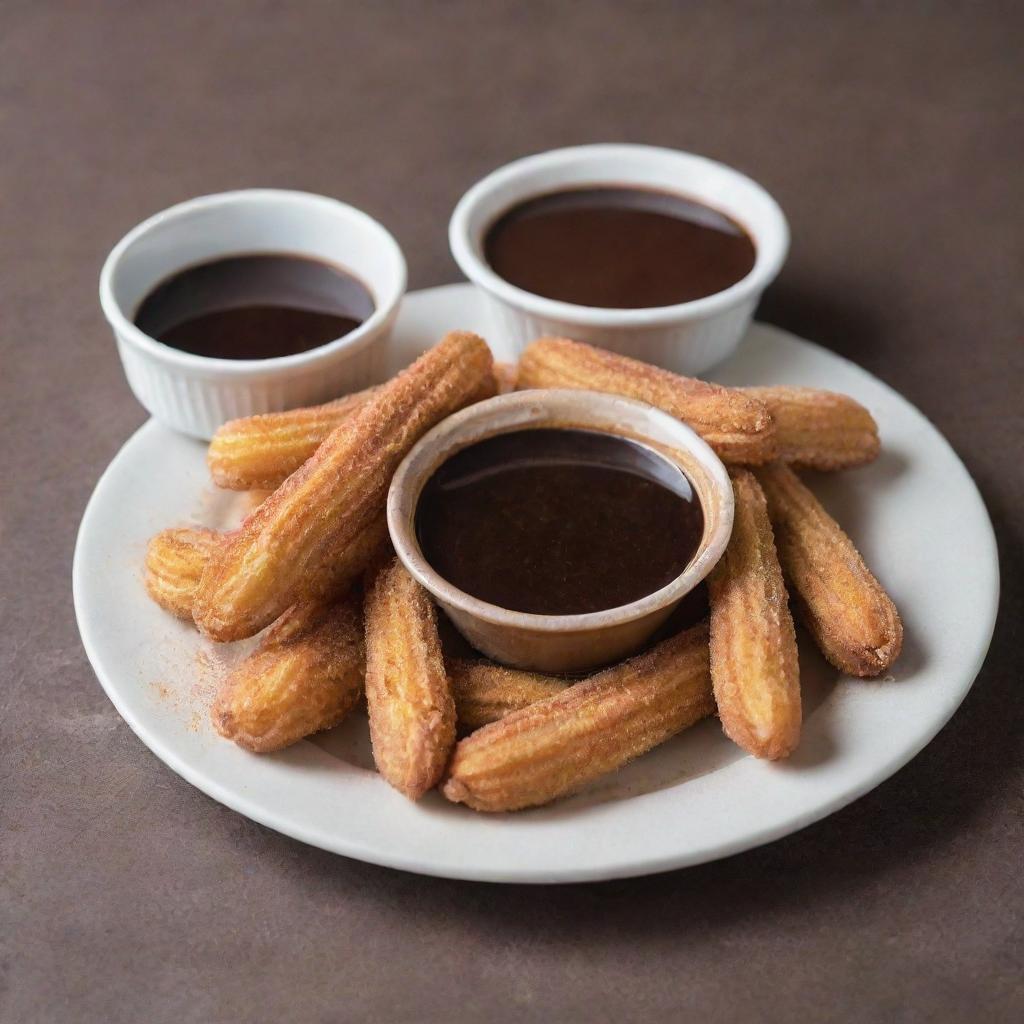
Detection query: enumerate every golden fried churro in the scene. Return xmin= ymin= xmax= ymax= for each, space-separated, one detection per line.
xmin=208 ymin=363 xmax=513 ymax=492
xmin=212 ymin=595 xmax=364 ymax=752
xmin=364 ymin=557 xmax=456 ymax=799
xmin=741 ymin=386 xmax=880 ymax=470
xmin=193 ymin=332 xmax=495 ymax=642
xmin=516 ymin=337 xmax=776 ymax=464
xmin=443 ymin=623 xmax=713 ymax=812
xmin=146 ymin=514 xmax=387 ymax=625
xmin=144 ymin=527 xmax=221 ymax=620
xmin=448 ymin=659 xmax=571 ymax=731
xmin=707 ymin=470 xmax=800 ymax=759
xmin=755 ymin=463 xmax=903 ymax=677
xmin=208 ymin=387 xmax=378 ymax=490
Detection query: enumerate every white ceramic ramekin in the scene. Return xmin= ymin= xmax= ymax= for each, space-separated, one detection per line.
xmin=387 ymin=389 xmax=734 ymax=674
xmin=100 ymin=189 xmax=407 ymax=439
xmin=449 ymin=144 xmax=788 ymax=375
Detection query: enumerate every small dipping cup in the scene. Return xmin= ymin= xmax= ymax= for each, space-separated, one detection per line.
xmin=100 ymin=189 xmax=406 ymax=439
xmin=387 ymin=389 xmax=734 ymax=674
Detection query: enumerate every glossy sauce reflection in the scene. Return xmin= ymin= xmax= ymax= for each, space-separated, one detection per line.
xmin=134 ymin=254 xmax=375 ymax=360
xmin=415 ymin=428 xmax=705 ymax=615
xmin=484 ymin=186 xmax=756 ymax=308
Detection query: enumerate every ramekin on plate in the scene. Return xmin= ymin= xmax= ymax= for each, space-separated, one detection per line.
xmin=99 ymin=189 xmax=407 ymax=439
xmin=449 ymin=144 xmax=788 ymax=375
xmin=387 ymin=389 xmax=734 ymax=674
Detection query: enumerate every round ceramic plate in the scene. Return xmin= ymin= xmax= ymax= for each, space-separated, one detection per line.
xmin=73 ymin=283 xmax=999 ymax=883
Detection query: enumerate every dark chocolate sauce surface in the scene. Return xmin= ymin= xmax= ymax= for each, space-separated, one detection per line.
xmin=134 ymin=254 xmax=375 ymax=359
xmin=415 ymin=428 xmax=704 ymax=615
xmin=484 ymin=186 xmax=756 ymax=308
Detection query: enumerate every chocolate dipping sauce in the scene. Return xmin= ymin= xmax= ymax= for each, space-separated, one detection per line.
xmin=484 ymin=187 xmax=756 ymax=308
xmin=134 ymin=254 xmax=375 ymax=359
xmin=415 ymin=428 xmax=705 ymax=616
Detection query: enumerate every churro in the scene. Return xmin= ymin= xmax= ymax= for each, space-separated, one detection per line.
xmin=193 ymin=332 xmax=495 ymax=642
xmin=756 ymin=463 xmax=903 ymax=677
xmin=212 ymin=594 xmax=364 ymax=752
xmin=144 ymin=527 xmax=221 ymax=620
xmin=741 ymin=386 xmax=879 ymax=470
xmin=448 ymin=659 xmax=571 ymax=731
xmin=364 ymin=556 xmax=456 ymax=799
xmin=208 ymin=363 xmax=514 ymax=492
xmin=208 ymin=387 xmax=378 ymax=491
xmin=516 ymin=337 xmax=776 ymax=464
xmin=443 ymin=623 xmax=713 ymax=812
xmin=145 ymin=514 xmax=385 ymax=621
xmin=708 ymin=470 xmax=800 ymax=759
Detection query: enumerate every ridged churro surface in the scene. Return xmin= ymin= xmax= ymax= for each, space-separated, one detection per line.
xmin=364 ymin=557 xmax=456 ymax=800
xmin=756 ymin=463 xmax=903 ymax=677
xmin=193 ymin=332 xmax=495 ymax=641
xmin=741 ymin=386 xmax=879 ymax=470
xmin=443 ymin=623 xmax=714 ymax=812
xmin=144 ymin=527 xmax=221 ymax=620
xmin=448 ymin=659 xmax=571 ymax=731
xmin=212 ymin=594 xmax=365 ymax=752
xmin=208 ymin=387 xmax=377 ymax=490
xmin=516 ymin=337 xmax=776 ymax=464
xmin=708 ymin=470 xmax=800 ymax=759
xmin=208 ymin=362 xmax=513 ymax=492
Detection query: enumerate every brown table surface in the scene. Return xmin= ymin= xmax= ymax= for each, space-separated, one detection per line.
xmin=3 ymin=3 xmax=1021 ymax=1022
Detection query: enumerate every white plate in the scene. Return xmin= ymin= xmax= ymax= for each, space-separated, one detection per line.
xmin=73 ymin=283 xmax=999 ymax=884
